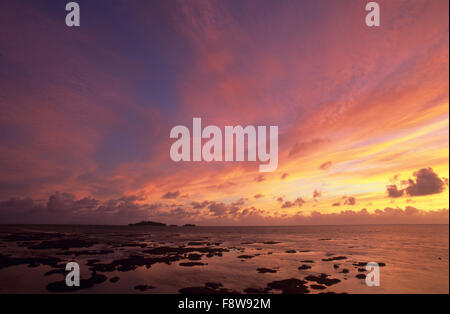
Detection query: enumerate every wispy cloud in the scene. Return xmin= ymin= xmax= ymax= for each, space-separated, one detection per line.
xmin=0 ymin=0 xmax=448 ymax=225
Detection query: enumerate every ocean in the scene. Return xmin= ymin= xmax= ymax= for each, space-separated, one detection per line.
xmin=0 ymin=224 xmax=448 ymax=294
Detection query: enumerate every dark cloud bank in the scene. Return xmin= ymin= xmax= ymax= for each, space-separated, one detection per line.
xmin=0 ymin=191 xmax=447 ymax=226
xmin=387 ymin=168 xmax=448 ymax=198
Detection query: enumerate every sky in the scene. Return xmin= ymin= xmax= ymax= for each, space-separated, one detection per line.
xmin=0 ymin=0 xmax=448 ymax=225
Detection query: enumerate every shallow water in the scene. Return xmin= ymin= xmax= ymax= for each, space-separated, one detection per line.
xmin=0 ymin=224 xmax=448 ymax=294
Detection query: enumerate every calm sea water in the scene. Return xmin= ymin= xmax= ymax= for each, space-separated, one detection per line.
xmin=0 ymin=224 xmax=448 ymax=294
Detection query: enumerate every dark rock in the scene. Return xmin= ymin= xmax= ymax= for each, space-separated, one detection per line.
xmin=90 ymin=254 xmax=182 ymax=272
xmin=305 ymin=273 xmax=341 ymax=286
xmin=267 ymin=278 xmax=309 ymax=294
xmin=319 ymin=291 xmax=347 ymax=294
xmin=179 ymin=262 xmax=206 ymax=267
xmin=298 ymin=264 xmax=312 ymax=270
xmin=56 ymin=249 xmax=113 ymax=257
xmin=353 ymin=261 xmax=386 ymax=267
xmin=109 ymin=276 xmax=120 ymax=283
xmin=0 ymin=254 xmax=61 ymax=270
xmin=44 ymin=268 xmax=66 ymax=276
xmin=217 ymin=288 xmax=240 ymax=294
xmin=134 ymin=284 xmax=155 ymax=291
xmin=237 ymin=255 xmax=254 ymax=259
xmin=46 ymin=273 xmax=107 ymax=292
xmin=310 ymin=284 xmax=326 ymax=290
xmin=120 ymin=243 xmax=147 ymax=248
xmin=322 ymin=256 xmax=347 ymax=262
xmin=257 ymin=267 xmax=277 ymax=273
xmin=188 ymin=253 xmax=202 ymax=261
xmin=188 ymin=242 xmax=206 ymax=246
xmin=86 ymin=259 xmax=100 ymax=266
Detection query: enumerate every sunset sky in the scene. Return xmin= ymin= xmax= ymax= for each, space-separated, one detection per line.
xmin=0 ymin=0 xmax=448 ymax=225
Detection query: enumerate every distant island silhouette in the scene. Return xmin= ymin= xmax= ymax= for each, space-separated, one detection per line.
xmin=128 ymin=221 xmax=166 ymax=227
xmin=128 ymin=221 xmax=196 ymax=227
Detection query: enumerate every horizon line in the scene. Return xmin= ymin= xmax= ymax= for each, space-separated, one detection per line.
xmin=1 ymin=223 xmax=448 ymax=227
